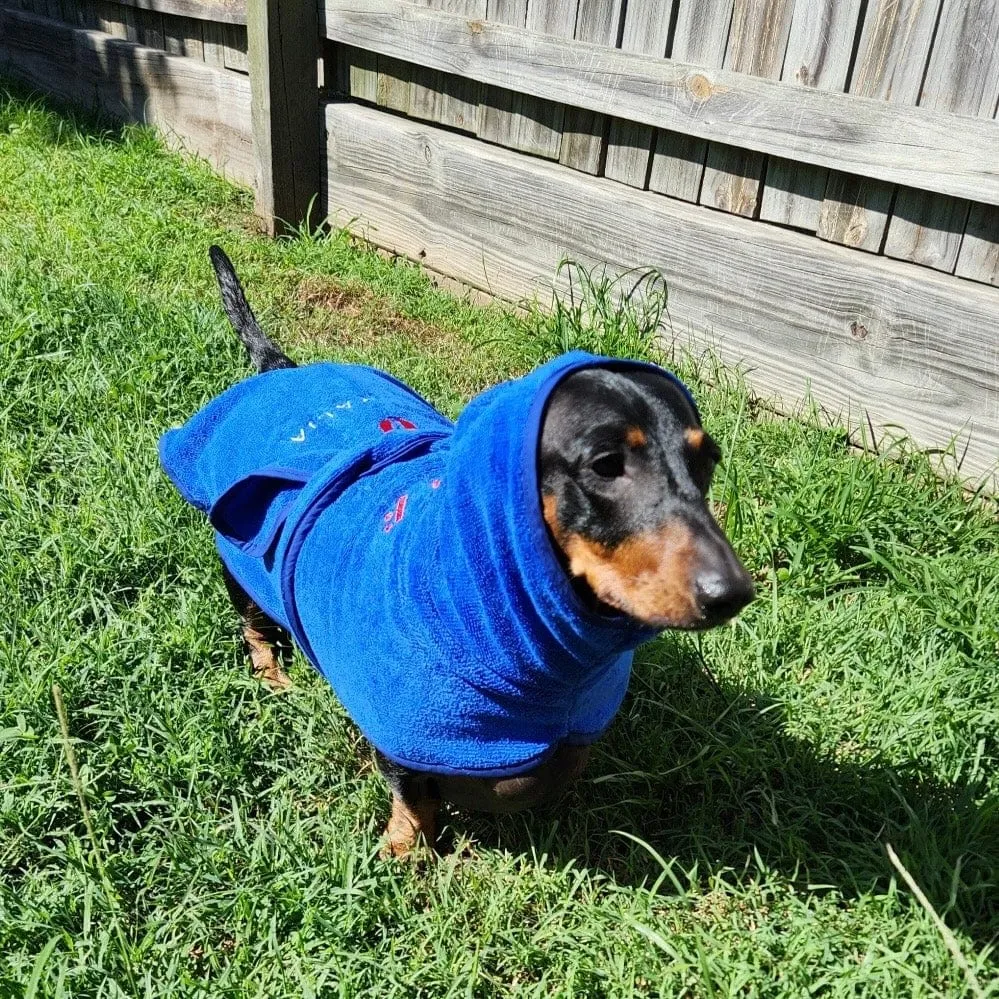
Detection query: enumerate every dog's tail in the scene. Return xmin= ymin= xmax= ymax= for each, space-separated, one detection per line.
xmin=208 ymin=245 xmax=295 ymax=372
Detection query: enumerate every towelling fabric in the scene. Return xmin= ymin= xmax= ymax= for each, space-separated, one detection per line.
xmin=159 ymin=352 xmax=699 ymax=777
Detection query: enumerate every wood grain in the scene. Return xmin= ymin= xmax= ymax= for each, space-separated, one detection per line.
xmin=603 ymin=0 xmax=673 ymax=188
xmin=324 ymin=102 xmax=999 ymax=487
xmin=699 ymin=0 xmax=794 ymax=217
xmin=758 ymin=0 xmax=862 ymax=229
xmin=247 ymin=0 xmax=321 ymax=233
xmin=90 ymin=0 xmax=245 ymax=25
xmin=0 ymin=8 xmax=254 ymax=182
xmin=320 ymin=0 xmax=999 ymax=206
xmin=559 ymin=0 xmax=622 ymax=174
xmin=409 ymin=0 xmax=486 ymax=134
xmin=955 ymin=203 xmax=999 ymax=285
xmin=648 ymin=0 xmax=732 ymax=202
xmin=884 ymin=0 xmax=999 ymax=272
xmin=816 ymin=0 xmax=944 ymax=252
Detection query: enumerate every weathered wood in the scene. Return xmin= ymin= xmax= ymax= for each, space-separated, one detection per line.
xmin=955 ymin=204 xmax=999 ymax=285
xmin=409 ymin=0 xmax=485 ymax=133
xmin=0 ymin=8 xmax=254 ymax=182
xmin=884 ymin=0 xmax=999 ymax=272
xmin=758 ymin=0 xmax=861 ymax=229
xmin=648 ymin=0 xmax=732 ymax=201
xmin=324 ymin=102 xmax=999 ymax=487
xmin=221 ymin=21 xmax=247 ymax=72
xmin=201 ymin=18 xmax=225 ymax=65
xmin=337 ymin=43 xmax=377 ymax=101
xmin=477 ymin=0 xmax=527 ymax=149
xmin=246 ymin=0 xmax=321 ymax=233
xmin=558 ymin=0 xmax=622 ymax=174
xmin=161 ymin=12 xmax=204 ymax=56
xmin=91 ymin=0 xmax=245 ymax=24
xmin=700 ymin=0 xmax=793 ymax=217
xmin=603 ymin=0 xmax=672 ymax=188
xmin=817 ymin=0 xmax=943 ymax=250
xmin=321 ymin=0 xmax=999 ymax=206
xmin=134 ymin=6 xmax=164 ymax=47
xmin=96 ymin=0 xmax=127 ymax=37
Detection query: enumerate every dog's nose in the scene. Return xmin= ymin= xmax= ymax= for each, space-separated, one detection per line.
xmin=694 ymin=562 xmax=755 ymax=624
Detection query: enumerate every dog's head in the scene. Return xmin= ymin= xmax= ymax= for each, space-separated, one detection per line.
xmin=539 ymin=367 xmax=753 ymax=629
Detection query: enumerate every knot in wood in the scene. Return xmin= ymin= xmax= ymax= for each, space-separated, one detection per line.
xmin=688 ymin=74 xmax=714 ymax=101
xmin=467 ymin=19 xmax=484 ymax=34
xmin=849 ymin=321 xmax=869 ymax=341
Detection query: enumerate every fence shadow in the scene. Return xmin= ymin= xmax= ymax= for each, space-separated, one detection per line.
xmin=454 ymin=638 xmax=999 ymax=947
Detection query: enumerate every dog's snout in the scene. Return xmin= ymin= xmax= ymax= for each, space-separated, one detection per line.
xmin=694 ymin=552 xmax=755 ymax=624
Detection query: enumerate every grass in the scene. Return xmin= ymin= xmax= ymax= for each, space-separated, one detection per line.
xmin=0 ymin=84 xmax=997 ymax=997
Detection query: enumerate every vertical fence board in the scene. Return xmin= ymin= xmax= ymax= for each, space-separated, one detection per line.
xmin=247 ymin=0 xmax=321 ymax=233
xmin=160 ymin=13 xmax=204 ymax=58
xmin=884 ymin=0 xmax=999 ymax=271
xmin=699 ymin=0 xmax=794 ymax=217
xmin=95 ymin=0 xmax=127 ymax=38
xmin=202 ymin=19 xmax=227 ymax=66
xmin=759 ymin=0 xmax=862 ymax=229
xmin=337 ymin=44 xmax=377 ymax=101
xmin=222 ymin=23 xmax=248 ymax=72
xmin=648 ymin=0 xmax=733 ymax=201
xmin=410 ymin=0 xmax=486 ymax=133
xmin=956 ymin=203 xmax=999 ymax=284
xmin=603 ymin=0 xmax=673 ymax=187
xmin=136 ymin=8 xmax=165 ymax=49
xmin=559 ymin=0 xmax=623 ymax=173
xmin=817 ymin=0 xmax=943 ymax=252
xmin=478 ymin=0 xmax=527 ymax=148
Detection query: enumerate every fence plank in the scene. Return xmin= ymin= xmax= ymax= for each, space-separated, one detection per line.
xmin=93 ymin=0 xmax=245 ymax=24
xmin=201 ymin=18 xmax=225 ymax=65
xmin=817 ymin=0 xmax=943 ymax=252
xmin=956 ymin=204 xmax=999 ymax=285
xmin=247 ymin=0 xmax=321 ymax=233
xmin=884 ymin=0 xmax=999 ymax=272
xmin=322 ymin=0 xmax=999 ymax=206
xmin=135 ymin=6 xmax=165 ymax=47
xmin=700 ymin=0 xmax=793 ymax=217
xmin=222 ymin=21 xmax=247 ymax=71
xmin=478 ymin=0 xmax=527 ymax=149
xmin=603 ymin=0 xmax=673 ymax=188
xmin=759 ymin=0 xmax=862 ymax=230
xmin=410 ymin=0 xmax=486 ymax=133
xmin=0 ymin=8 xmax=254 ymax=181
xmin=161 ymin=12 xmax=204 ymax=56
xmin=515 ymin=0 xmax=577 ymax=158
xmin=324 ymin=102 xmax=999 ymax=487
xmin=648 ymin=0 xmax=732 ymax=202
xmin=559 ymin=0 xmax=622 ymax=174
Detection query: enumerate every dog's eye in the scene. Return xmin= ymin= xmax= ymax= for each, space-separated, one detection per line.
xmin=591 ymin=452 xmax=626 ymax=479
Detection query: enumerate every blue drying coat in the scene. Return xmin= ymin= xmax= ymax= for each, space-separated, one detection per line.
xmin=160 ymin=352 xmax=694 ymax=776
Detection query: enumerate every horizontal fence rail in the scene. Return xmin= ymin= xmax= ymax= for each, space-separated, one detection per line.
xmin=324 ymin=102 xmax=999 ymax=486
xmin=322 ymin=0 xmax=999 ymax=207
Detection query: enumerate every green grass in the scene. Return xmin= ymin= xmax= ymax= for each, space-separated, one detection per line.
xmin=1 ymin=84 xmax=997 ymax=997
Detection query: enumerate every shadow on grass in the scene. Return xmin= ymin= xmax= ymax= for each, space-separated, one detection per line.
xmin=456 ymin=636 xmax=999 ymax=947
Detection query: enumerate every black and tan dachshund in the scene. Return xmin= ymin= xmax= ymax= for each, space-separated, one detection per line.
xmin=206 ymin=247 xmax=754 ymax=856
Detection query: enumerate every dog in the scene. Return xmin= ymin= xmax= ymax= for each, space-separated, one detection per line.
xmin=159 ymin=247 xmax=754 ymax=857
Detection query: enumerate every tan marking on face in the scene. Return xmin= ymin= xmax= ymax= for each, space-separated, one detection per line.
xmin=560 ymin=521 xmax=702 ymax=628
xmin=626 ymin=426 xmax=647 ymax=448
xmin=685 ymin=427 xmax=705 ymax=449
xmin=542 ymin=493 xmax=560 ymax=538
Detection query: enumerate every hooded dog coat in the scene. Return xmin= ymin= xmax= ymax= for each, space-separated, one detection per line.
xmin=160 ymin=352 xmax=698 ymax=776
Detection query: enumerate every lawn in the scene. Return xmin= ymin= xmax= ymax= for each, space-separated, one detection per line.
xmin=1 ymin=85 xmax=997 ymax=997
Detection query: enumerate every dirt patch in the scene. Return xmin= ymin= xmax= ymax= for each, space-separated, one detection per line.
xmin=296 ymin=275 xmax=371 ymax=317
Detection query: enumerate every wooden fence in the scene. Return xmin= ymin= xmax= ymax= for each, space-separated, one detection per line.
xmin=2 ymin=0 xmax=997 ymax=487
